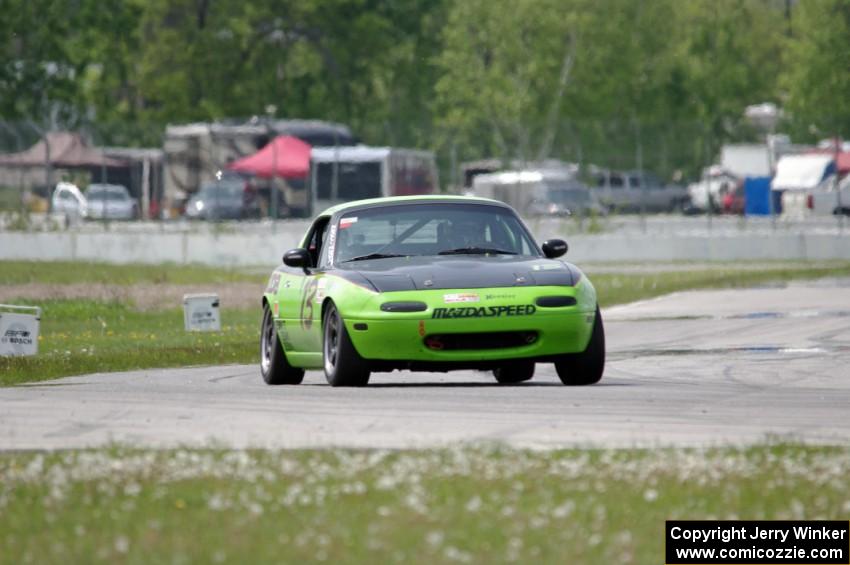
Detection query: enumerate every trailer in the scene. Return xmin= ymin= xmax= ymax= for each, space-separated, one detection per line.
xmin=309 ymin=146 xmax=438 ymax=213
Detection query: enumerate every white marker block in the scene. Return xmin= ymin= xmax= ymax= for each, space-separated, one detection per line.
xmin=0 ymin=304 xmax=41 ymax=356
xmin=183 ymin=294 xmax=221 ymax=332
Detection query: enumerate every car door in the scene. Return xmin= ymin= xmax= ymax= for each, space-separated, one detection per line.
xmin=608 ymin=172 xmax=629 ymax=211
xmin=288 ymin=216 xmax=331 ymax=354
xmin=626 ymin=174 xmax=645 ymax=211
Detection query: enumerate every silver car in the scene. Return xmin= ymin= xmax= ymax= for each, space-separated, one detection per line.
xmin=528 ymin=181 xmax=607 ymax=217
xmin=85 ymin=184 xmax=137 ymax=221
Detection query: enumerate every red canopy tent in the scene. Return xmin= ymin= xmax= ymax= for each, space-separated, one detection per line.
xmin=227 ymin=135 xmax=311 ymax=178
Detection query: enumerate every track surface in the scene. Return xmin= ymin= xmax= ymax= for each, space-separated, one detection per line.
xmin=2 ymin=281 xmax=850 ymax=450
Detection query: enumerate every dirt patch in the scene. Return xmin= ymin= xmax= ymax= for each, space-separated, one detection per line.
xmin=0 ymin=282 xmax=264 ymax=311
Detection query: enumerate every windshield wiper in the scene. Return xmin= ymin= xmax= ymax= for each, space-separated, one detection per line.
xmin=342 ymin=253 xmax=408 ymax=263
xmin=438 ymin=247 xmax=517 ymax=255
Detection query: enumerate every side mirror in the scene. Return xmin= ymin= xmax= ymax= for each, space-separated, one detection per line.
xmin=283 ymin=248 xmax=310 ymax=270
xmin=542 ymin=239 xmax=568 ymax=259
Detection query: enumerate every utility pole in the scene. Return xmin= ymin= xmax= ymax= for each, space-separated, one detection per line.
xmin=835 ymin=133 xmax=844 ymax=231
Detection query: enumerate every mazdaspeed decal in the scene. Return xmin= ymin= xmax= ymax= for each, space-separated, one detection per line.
xmin=443 ymin=293 xmax=479 ymax=303
xmin=432 ymin=305 xmax=536 ymax=319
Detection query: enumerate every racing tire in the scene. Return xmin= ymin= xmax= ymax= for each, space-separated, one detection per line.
xmin=554 ymin=306 xmax=605 ymax=386
xmin=323 ymin=302 xmax=370 ymax=387
xmin=493 ymin=360 xmax=535 ymax=384
xmin=260 ymin=304 xmax=305 ymax=385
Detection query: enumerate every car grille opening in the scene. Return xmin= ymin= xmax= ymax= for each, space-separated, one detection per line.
xmin=424 ymin=331 xmax=538 ymax=351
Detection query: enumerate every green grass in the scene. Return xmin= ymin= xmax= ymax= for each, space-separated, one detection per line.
xmin=0 ymin=260 xmax=265 ymax=286
xmin=0 ymin=300 xmax=260 ymax=386
xmin=2 ymin=260 xmax=850 ymax=386
xmin=0 ymin=444 xmax=847 ymax=564
xmin=589 ymin=263 xmax=850 ymax=307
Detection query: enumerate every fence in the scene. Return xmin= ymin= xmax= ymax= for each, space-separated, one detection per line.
xmin=1 ymin=117 xmax=848 ymax=233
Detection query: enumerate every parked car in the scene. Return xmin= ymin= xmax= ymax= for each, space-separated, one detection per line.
xmin=594 ymin=169 xmax=689 ymax=213
xmin=85 ymin=184 xmax=137 ymax=221
xmin=185 ymin=179 xmax=261 ymax=220
xmin=528 ymin=180 xmax=607 ymax=217
xmin=50 ymin=182 xmax=87 ymax=220
xmin=472 ymin=169 xmax=605 ymax=218
xmin=686 ymin=167 xmax=739 ymax=213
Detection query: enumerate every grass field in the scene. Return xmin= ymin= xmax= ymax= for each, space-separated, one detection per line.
xmin=0 ymin=300 xmax=259 ymax=385
xmin=0 ymin=444 xmax=847 ymax=564
xmin=2 ymin=260 xmax=850 ymax=386
xmin=0 ymin=260 xmax=264 ymax=286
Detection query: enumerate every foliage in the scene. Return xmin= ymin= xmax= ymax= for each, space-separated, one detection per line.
xmin=782 ymin=0 xmax=850 ymax=139
xmin=1 ymin=0 xmax=847 ymax=174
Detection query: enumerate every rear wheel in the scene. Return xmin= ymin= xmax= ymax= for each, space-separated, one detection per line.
xmin=260 ymin=304 xmax=305 ymax=385
xmin=554 ymin=306 xmax=605 ymax=386
xmin=323 ymin=302 xmax=370 ymax=387
xmin=493 ymin=360 xmax=535 ymax=384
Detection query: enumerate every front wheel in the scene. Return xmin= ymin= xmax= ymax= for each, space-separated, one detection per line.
xmin=493 ymin=360 xmax=535 ymax=384
xmin=323 ymin=302 xmax=370 ymax=387
xmin=260 ymin=304 xmax=305 ymax=385
xmin=554 ymin=306 xmax=605 ymax=385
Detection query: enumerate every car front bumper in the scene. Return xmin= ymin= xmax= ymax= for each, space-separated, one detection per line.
xmin=340 ymin=281 xmax=598 ymax=363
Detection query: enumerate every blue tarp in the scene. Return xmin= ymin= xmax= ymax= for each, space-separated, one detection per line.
xmin=744 ymin=176 xmax=774 ymax=215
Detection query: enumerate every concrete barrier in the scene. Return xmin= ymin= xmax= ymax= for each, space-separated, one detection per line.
xmin=1 ymin=228 xmax=848 ymax=266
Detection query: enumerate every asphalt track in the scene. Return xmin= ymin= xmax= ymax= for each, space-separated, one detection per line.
xmin=2 ymin=280 xmax=850 ymax=450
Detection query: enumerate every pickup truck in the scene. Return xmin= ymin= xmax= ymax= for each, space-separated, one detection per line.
xmin=593 ymin=169 xmax=690 ymax=213
xmin=810 ymin=175 xmax=850 ymax=216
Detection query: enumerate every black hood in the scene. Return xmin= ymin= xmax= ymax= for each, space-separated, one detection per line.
xmin=336 ymin=255 xmax=578 ymax=292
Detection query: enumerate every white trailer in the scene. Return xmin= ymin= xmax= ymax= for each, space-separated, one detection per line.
xmin=771 ymin=154 xmax=835 ymax=217
xmin=309 ymin=146 xmax=438 ymax=213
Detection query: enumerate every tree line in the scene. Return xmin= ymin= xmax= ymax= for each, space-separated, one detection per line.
xmin=2 ymin=0 xmax=849 ymax=178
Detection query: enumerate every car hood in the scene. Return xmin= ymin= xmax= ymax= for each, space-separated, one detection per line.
xmin=337 ymin=255 xmax=578 ymax=292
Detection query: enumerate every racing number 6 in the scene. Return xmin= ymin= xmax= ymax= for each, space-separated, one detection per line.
xmin=300 ymin=278 xmax=319 ymax=330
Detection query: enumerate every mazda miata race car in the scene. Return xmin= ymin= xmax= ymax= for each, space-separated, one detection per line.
xmin=260 ymin=195 xmax=604 ymax=387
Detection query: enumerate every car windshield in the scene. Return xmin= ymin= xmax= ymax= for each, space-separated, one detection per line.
xmin=87 ymin=189 xmax=128 ymax=201
xmin=200 ymin=182 xmax=242 ymax=198
xmin=333 ymin=203 xmax=540 ymax=264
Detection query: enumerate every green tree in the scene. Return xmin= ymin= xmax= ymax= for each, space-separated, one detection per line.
xmin=0 ymin=1 xmax=82 ymax=123
xmin=434 ymin=0 xmax=581 ymax=163
xmin=782 ymin=0 xmax=850 ymax=139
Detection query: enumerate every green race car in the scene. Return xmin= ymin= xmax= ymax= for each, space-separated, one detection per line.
xmin=260 ymin=195 xmax=604 ymax=387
